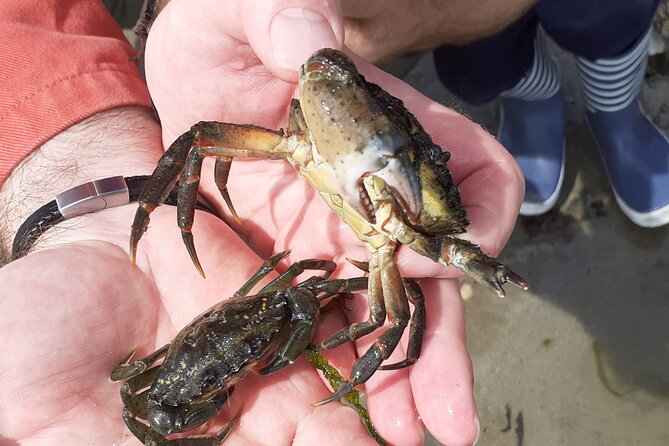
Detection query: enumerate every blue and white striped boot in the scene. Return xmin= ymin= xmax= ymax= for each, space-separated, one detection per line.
xmin=499 ymin=32 xmax=565 ymax=216
xmin=577 ymin=27 xmax=669 ymax=227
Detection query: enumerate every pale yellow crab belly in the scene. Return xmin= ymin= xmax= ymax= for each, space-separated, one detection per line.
xmin=287 ymin=142 xmax=391 ymax=251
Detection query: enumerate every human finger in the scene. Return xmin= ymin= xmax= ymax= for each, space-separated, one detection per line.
xmin=240 ymin=0 xmax=344 ymax=78
xmin=408 ymin=279 xmax=479 ymax=446
xmin=145 ymin=0 xmax=343 ymax=144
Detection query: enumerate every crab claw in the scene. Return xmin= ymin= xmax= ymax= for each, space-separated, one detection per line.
xmin=372 ymin=150 xmax=422 ymax=222
xmin=444 ymin=238 xmax=529 ymax=297
xmin=328 ymin=144 xmax=421 ymax=225
xmin=404 ymin=232 xmax=528 ymax=297
xmin=298 ymin=49 xmax=422 ymax=224
xmin=454 ymin=257 xmax=529 ymax=297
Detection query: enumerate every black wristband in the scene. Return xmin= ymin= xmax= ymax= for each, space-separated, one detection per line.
xmin=11 ymin=175 xmax=214 ymax=260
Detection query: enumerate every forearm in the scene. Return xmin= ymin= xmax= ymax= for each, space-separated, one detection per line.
xmin=0 ymin=106 xmax=162 ymax=262
xmin=343 ymin=0 xmax=538 ymax=63
xmin=0 ymin=0 xmax=159 ymax=262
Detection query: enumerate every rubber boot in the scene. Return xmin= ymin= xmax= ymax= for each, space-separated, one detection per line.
xmin=577 ymin=27 xmax=669 ymax=227
xmin=499 ymin=32 xmax=565 ymax=216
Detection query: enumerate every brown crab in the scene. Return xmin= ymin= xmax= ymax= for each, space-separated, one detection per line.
xmin=129 ymin=48 xmax=527 ymax=404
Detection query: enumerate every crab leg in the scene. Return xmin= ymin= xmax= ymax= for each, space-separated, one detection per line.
xmin=317 ymin=254 xmax=425 ymax=370
xmin=110 ymin=344 xmax=169 ymax=381
xmin=317 ymin=252 xmax=386 ymax=351
xmin=379 ymin=279 xmax=425 ymax=370
xmin=179 ymin=125 xmax=295 ymax=277
xmin=129 ymin=121 xmax=295 ymax=275
xmin=316 ymin=276 xmax=424 ymax=373
xmin=124 ymin=406 xmax=239 ymax=446
xmin=257 ymin=258 xmax=336 ymax=293
xmin=316 ymin=244 xmax=411 ymax=405
xmin=307 ymin=277 xmax=369 ymax=297
xmin=120 ymin=384 xmax=224 ymax=445
xmin=130 ymin=130 xmax=192 ymax=264
xmin=117 ymin=369 xmax=162 ymax=443
xmin=122 ymin=407 xmax=154 ymax=443
xmin=232 ymin=250 xmax=291 ymax=298
xmin=405 ymin=232 xmax=528 ymax=297
xmin=120 ymin=369 xmax=160 ymax=416
xmin=152 ymin=413 xmax=239 ymax=446
xmin=214 ymin=156 xmax=239 ymax=223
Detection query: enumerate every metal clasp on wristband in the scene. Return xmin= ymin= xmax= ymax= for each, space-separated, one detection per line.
xmin=55 ymin=176 xmax=130 ymax=219
xmin=11 ymin=175 xmax=216 ymax=261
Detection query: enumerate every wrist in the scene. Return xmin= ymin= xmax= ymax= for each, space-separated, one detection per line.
xmin=0 ymin=106 xmax=163 ymax=261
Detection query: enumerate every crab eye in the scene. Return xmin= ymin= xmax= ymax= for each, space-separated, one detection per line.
xmin=198 ymin=368 xmax=220 ymax=391
xmin=373 ymin=153 xmax=392 ymax=170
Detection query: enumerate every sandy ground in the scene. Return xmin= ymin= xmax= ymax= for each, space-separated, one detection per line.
xmin=404 ymin=36 xmax=669 ymax=446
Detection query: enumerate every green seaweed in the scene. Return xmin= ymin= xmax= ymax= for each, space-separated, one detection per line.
xmin=592 ymin=341 xmax=623 ymax=397
xmin=305 ymin=348 xmax=387 ymax=446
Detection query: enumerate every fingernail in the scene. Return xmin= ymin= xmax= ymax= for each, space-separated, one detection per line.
xmin=270 ymin=8 xmax=338 ymax=71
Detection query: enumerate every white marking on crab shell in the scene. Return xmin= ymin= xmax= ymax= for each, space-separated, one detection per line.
xmin=322 ymin=148 xmax=386 ymax=217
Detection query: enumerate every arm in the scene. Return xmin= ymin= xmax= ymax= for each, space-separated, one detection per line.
xmin=0 ymin=0 xmax=154 ymax=261
xmin=342 ymin=0 xmax=538 ymax=63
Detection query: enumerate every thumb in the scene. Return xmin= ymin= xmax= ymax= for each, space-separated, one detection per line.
xmin=241 ymin=0 xmax=344 ymax=81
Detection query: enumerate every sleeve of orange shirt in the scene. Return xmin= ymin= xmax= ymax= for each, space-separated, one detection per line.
xmin=0 ymin=0 xmax=152 ymax=185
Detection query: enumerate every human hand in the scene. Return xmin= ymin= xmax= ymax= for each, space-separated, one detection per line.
xmin=139 ymin=1 xmax=524 ymax=445
xmin=143 ymin=0 xmax=523 ymax=277
xmin=0 ymin=194 xmax=479 ymax=446
xmin=0 ymin=103 xmax=488 ymax=446
xmin=0 ymin=107 xmax=398 ymax=446
xmin=0 ymin=214 xmax=391 ymax=445
xmin=341 ymin=0 xmax=452 ymax=64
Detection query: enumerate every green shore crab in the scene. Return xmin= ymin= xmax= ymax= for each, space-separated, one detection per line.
xmin=129 ymin=48 xmax=528 ymax=404
xmin=111 ymin=251 xmax=371 ymax=445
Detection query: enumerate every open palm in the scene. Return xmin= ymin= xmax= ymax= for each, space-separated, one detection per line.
xmin=133 ymin=3 xmax=523 ymax=445
xmin=0 ymin=206 xmax=389 ymax=445
xmin=1 ymin=193 xmax=481 ymax=445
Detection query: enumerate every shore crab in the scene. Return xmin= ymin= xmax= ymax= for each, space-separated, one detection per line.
xmin=129 ymin=48 xmax=528 ymax=404
xmin=111 ymin=251 xmax=371 ymax=445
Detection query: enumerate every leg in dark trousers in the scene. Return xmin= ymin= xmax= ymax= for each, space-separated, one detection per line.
xmin=432 ymin=12 xmax=537 ymax=106
xmin=433 ymin=0 xmax=659 ymax=103
xmin=432 ymin=0 xmax=669 ymax=226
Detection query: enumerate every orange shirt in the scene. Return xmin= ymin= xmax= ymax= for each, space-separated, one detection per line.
xmin=0 ymin=0 xmax=152 ymax=184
